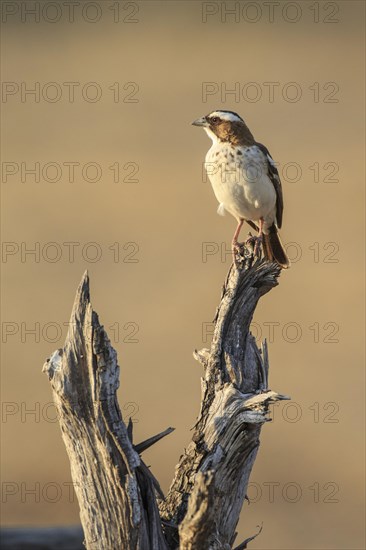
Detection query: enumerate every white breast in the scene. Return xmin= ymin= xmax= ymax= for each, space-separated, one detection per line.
xmin=205 ymin=144 xmax=277 ymax=231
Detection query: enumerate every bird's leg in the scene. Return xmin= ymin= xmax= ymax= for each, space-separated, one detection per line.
xmin=254 ymin=218 xmax=264 ymax=257
xmin=232 ymin=219 xmax=244 ymax=263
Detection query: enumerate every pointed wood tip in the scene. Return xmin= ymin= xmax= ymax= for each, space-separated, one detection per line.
xmin=61 ymin=271 xmax=93 ymax=347
xmin=77 ymin=270 xmax=90 ymax=302
xmin=135 ymin=426 xmax=175 ymax=455
xmin=69 ymin=271 xmax=91 ymax=319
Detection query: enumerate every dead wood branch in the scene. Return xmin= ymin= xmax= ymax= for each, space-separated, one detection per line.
xmin=43 ymin=249 xmax=289 ymax=550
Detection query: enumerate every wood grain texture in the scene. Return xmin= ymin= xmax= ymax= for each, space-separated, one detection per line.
xmin=160 ymin=254 xmax=289 ymax=548
xmin=43 ymin=272 xmax=169 ymax=550
xmin=43 ymin=249 xmax=289 ymax=550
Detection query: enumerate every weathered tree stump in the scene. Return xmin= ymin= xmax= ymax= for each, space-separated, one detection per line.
xmin=43 ymin=248 xmax=289 ymax=550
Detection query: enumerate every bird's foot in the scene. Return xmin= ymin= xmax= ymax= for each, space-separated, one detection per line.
xmin=245 ymin=234 xmax=257 ymax=248
xmin=244 ymin=233 xmax=262 ymax=258
xmin=232 ymin=233 xmax=263 ymax=267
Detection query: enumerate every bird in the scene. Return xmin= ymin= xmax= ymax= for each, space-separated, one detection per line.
xmin=192 ymin=110 xmax=290 ymax=269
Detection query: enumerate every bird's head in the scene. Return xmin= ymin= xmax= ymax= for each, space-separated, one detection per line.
xmin=192 ymin=110 xmax=254 ymax=146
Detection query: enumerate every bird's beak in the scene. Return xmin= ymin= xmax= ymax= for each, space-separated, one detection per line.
xmin=192 ymin=117 xmax=207 ymax=127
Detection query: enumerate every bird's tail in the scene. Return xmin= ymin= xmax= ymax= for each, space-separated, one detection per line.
xmin=263 ymin=225 xmax=290 ymax=269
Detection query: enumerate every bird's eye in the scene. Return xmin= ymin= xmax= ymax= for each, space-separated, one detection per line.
xmin=211 ymin=117 xmax=219 ymax=124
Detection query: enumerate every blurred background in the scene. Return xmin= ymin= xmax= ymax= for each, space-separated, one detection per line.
xmin=1 ymin=1 xmax=365 ymax=548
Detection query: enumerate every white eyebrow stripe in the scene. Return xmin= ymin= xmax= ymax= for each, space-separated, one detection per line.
xmin=209 ymin=111 xmax=243 ymax=123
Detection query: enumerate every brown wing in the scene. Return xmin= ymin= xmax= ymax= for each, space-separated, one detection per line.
xmin=255 ymin=142 xmax=284 ymax=229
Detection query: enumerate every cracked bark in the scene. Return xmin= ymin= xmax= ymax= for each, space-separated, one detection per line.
xmin=43 ymin=248 xmax=289 ymax=550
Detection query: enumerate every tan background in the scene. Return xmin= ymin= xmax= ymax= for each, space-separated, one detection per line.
xmin=1 ymin=1 xmax=365 ymax=548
